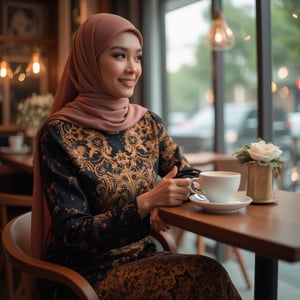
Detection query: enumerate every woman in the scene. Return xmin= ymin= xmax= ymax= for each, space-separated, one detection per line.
xmin=32 ymin=13 xmax=241 ymax=299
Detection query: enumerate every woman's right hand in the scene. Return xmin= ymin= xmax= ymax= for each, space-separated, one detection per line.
xmin=137 ymin=166 xmax=190 ymax=218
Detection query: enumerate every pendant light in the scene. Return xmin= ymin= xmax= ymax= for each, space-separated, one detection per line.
xmin=0 ymin=56 xmax=13 ymax=79
xmin=25 ymin=48 xmax=46 ymax=77
xmin=206 ymin=11 xmax=235 ymax=51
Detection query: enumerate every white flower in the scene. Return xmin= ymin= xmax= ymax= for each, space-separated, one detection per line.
xmin=247 ymin=140 xmax=283 ymax=163
xmin=16 ymin=93 xmax=54 ymax=131
xmin=233 ymin=139 xmax=284 ymax=177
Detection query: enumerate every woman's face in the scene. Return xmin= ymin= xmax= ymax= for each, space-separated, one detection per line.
xmin=98 ymin=31 xmax=142 ymax=98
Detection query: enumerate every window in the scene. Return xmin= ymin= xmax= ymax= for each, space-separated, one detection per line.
xmin=164 ymin=0 xmax=299 ymax=191
xmin=165 ymin=0 xmax=257 ymax=153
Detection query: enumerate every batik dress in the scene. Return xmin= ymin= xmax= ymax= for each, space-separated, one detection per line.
xmin=38 ymin=111 xmax=241 ymax=300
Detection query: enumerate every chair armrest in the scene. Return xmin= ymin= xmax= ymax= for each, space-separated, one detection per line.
xmin=2 ymin=215 xmax=98 ymax=300
xmin=17 ymin=255 xmax=99 ymax=300
xmin=151 ymin=229 xmax=177 ymax=252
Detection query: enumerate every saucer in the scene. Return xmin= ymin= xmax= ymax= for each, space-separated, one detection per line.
xmin=189 ymin=193 xmax=252 ymax=214
xmin=0 ymin=145 xmax=31 ymax=154
xmin=251 ymin=197 xmax=277 ymax=205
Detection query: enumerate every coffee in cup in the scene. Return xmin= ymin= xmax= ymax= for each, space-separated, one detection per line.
xmin=190 ymin=171 xmax=241 ymax=203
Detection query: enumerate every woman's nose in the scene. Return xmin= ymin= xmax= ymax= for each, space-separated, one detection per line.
xmin=125 ymin=59 xmax=137 ymax=73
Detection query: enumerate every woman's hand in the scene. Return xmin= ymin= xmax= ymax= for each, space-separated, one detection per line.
xmin=150 ymin=207 xmax=169 ymax=232
xmin=137 ymin=166 xmax=191 ymax=218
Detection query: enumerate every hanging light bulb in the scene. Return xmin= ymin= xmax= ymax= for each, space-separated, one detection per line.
xmin=0 ymin=56 xmax=13 ymax=79
xmin=206 ymin=11 xmax=235 ymax=51
xmin=26 ymin=48 xmax=46 ymax=77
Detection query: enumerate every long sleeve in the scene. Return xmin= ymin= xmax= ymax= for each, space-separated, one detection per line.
xmin=40 ymin=121 xmax=150 ymax=257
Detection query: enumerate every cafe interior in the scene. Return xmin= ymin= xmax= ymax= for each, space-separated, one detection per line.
xmin=0 ymin=0 xmax=299 ymax=299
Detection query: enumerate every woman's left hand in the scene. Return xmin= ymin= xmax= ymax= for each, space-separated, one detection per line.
xmin=150 ymin=207 xmax=169 ymax=232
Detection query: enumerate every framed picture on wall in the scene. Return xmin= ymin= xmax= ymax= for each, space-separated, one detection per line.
xmin=2 ymin=1 xmax=46 ymax=55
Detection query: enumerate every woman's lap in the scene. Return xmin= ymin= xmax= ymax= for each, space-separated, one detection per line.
xmin=96 ymin=252 xmax=241 ymax=300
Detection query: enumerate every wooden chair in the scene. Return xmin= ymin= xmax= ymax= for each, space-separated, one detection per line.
xmin=2 ymin=212 xmax=98 ymax=300
xmin=0 ymin=193 xmax=32 ymax=300
xmin=2 ymin=211 xmax=177 ymax=300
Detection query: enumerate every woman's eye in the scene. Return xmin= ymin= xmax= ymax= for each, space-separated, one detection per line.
xmin=135 ymin=55 xmax=143 ymax=62
xmin=113 ymin=53 xmax=126 ymax=59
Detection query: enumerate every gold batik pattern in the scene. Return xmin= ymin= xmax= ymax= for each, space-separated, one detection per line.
xmin=38 ymin=112 xmax=240 ymax=299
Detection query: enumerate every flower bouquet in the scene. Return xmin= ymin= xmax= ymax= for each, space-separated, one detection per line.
xmin=16 ymin=93 xmax=54 ymax=137
xmin=234 ymin=139 xmax=284 ymax=177
xmin=234 ymin=139 xmax=284 ymax=202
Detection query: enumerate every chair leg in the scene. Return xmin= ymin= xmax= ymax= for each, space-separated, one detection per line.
xmin=4 ymin=261 xmax=15 ymax=300
xmin=196 ymin=236 xmax=206 ymax=254
xmin=1 ymin=204 xmax=26 ymax=299
xmin=232 ymin=247 xmax=252 ymax=289
xmin=15 ymin=279 xmax=25 ymax=299
xmin=197 ymin=237 xmax=252 ymax=289
xmin=1 ymin=205 xmax=14 ymax=300
xmin=171 ymin=227 xmax=186 ymax=250
xmin=21 ymin=273 xmax=34 ymax=300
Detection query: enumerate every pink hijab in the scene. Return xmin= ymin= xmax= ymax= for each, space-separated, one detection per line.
xmin=31 ymin=13 xmax=147 ymax=259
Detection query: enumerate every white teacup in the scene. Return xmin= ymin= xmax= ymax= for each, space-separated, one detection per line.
xmin=190 ymin=171 xmax=241 ymax=203
xmin=8 ymin=133 xmax=24 ymax=151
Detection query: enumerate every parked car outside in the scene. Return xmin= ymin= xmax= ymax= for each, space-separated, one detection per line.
xmin=168 ymin=102 xmax=296 ymax=190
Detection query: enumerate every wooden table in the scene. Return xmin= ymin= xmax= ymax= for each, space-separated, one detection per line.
xmin=0 ymin=152 xmax=33 ymax=173
xmin=159 ymin=190 xmax=300 ymax=300
xmin=0 ymin=124 xmax=23 ymax=138
xmin=184 ymin=151 xmax=234 ymax=167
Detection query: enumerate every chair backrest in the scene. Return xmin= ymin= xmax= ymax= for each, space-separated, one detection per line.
xmin=0 ymin=193 xmax=32 ymax=300
xmin=2 ymin=211 xmax=99 ymax=300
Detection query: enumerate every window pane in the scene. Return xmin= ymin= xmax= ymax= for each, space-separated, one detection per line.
xmin=271 ymin=0 xmax=300 ymax=191
xmin=165 ymin=0 xmax=299 ymax=191
xmin=166 ymin=0 xmax=212 ymax=153
xmin=222 ymin=0 xmax=257 ymax=153
xmin=166 ymin=0 xmax=258 ymax=154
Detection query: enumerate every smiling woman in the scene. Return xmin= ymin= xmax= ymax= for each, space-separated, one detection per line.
xmin=30 ymin=12 xmax=241 ymax=299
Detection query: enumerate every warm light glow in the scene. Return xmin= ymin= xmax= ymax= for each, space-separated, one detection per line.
xmin=277 ymin=67 xmax=288 ymax=79
xmin=240 ymin=30 xmax=251 ymax=41
xmin=205 ymin=89 xmax=214 ymax=104
xmin=26 ymin=49 xmax=46 ymax=77
xmin=206 ymin=12 xmax=235 ymax=51
xmin=0 ymin=56 xmax=13 ymax=79
xmin=295 ymin=78 xmax=300 ymax=90
xmin=33 ymin=61 xmax=41 ymax=74
xmin=291 ymin=167 xmax=299 ymax=183
xmin=18 ymin=73 xmax=26 ymax=82
xmin=271 ymin=81 xmax=277 ymax=93
xmin=280 ymin=86 xmax=290 ymax=97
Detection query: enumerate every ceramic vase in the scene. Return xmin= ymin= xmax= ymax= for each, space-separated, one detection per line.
xmin=247 ymin=162 xmax=273 ymax=202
